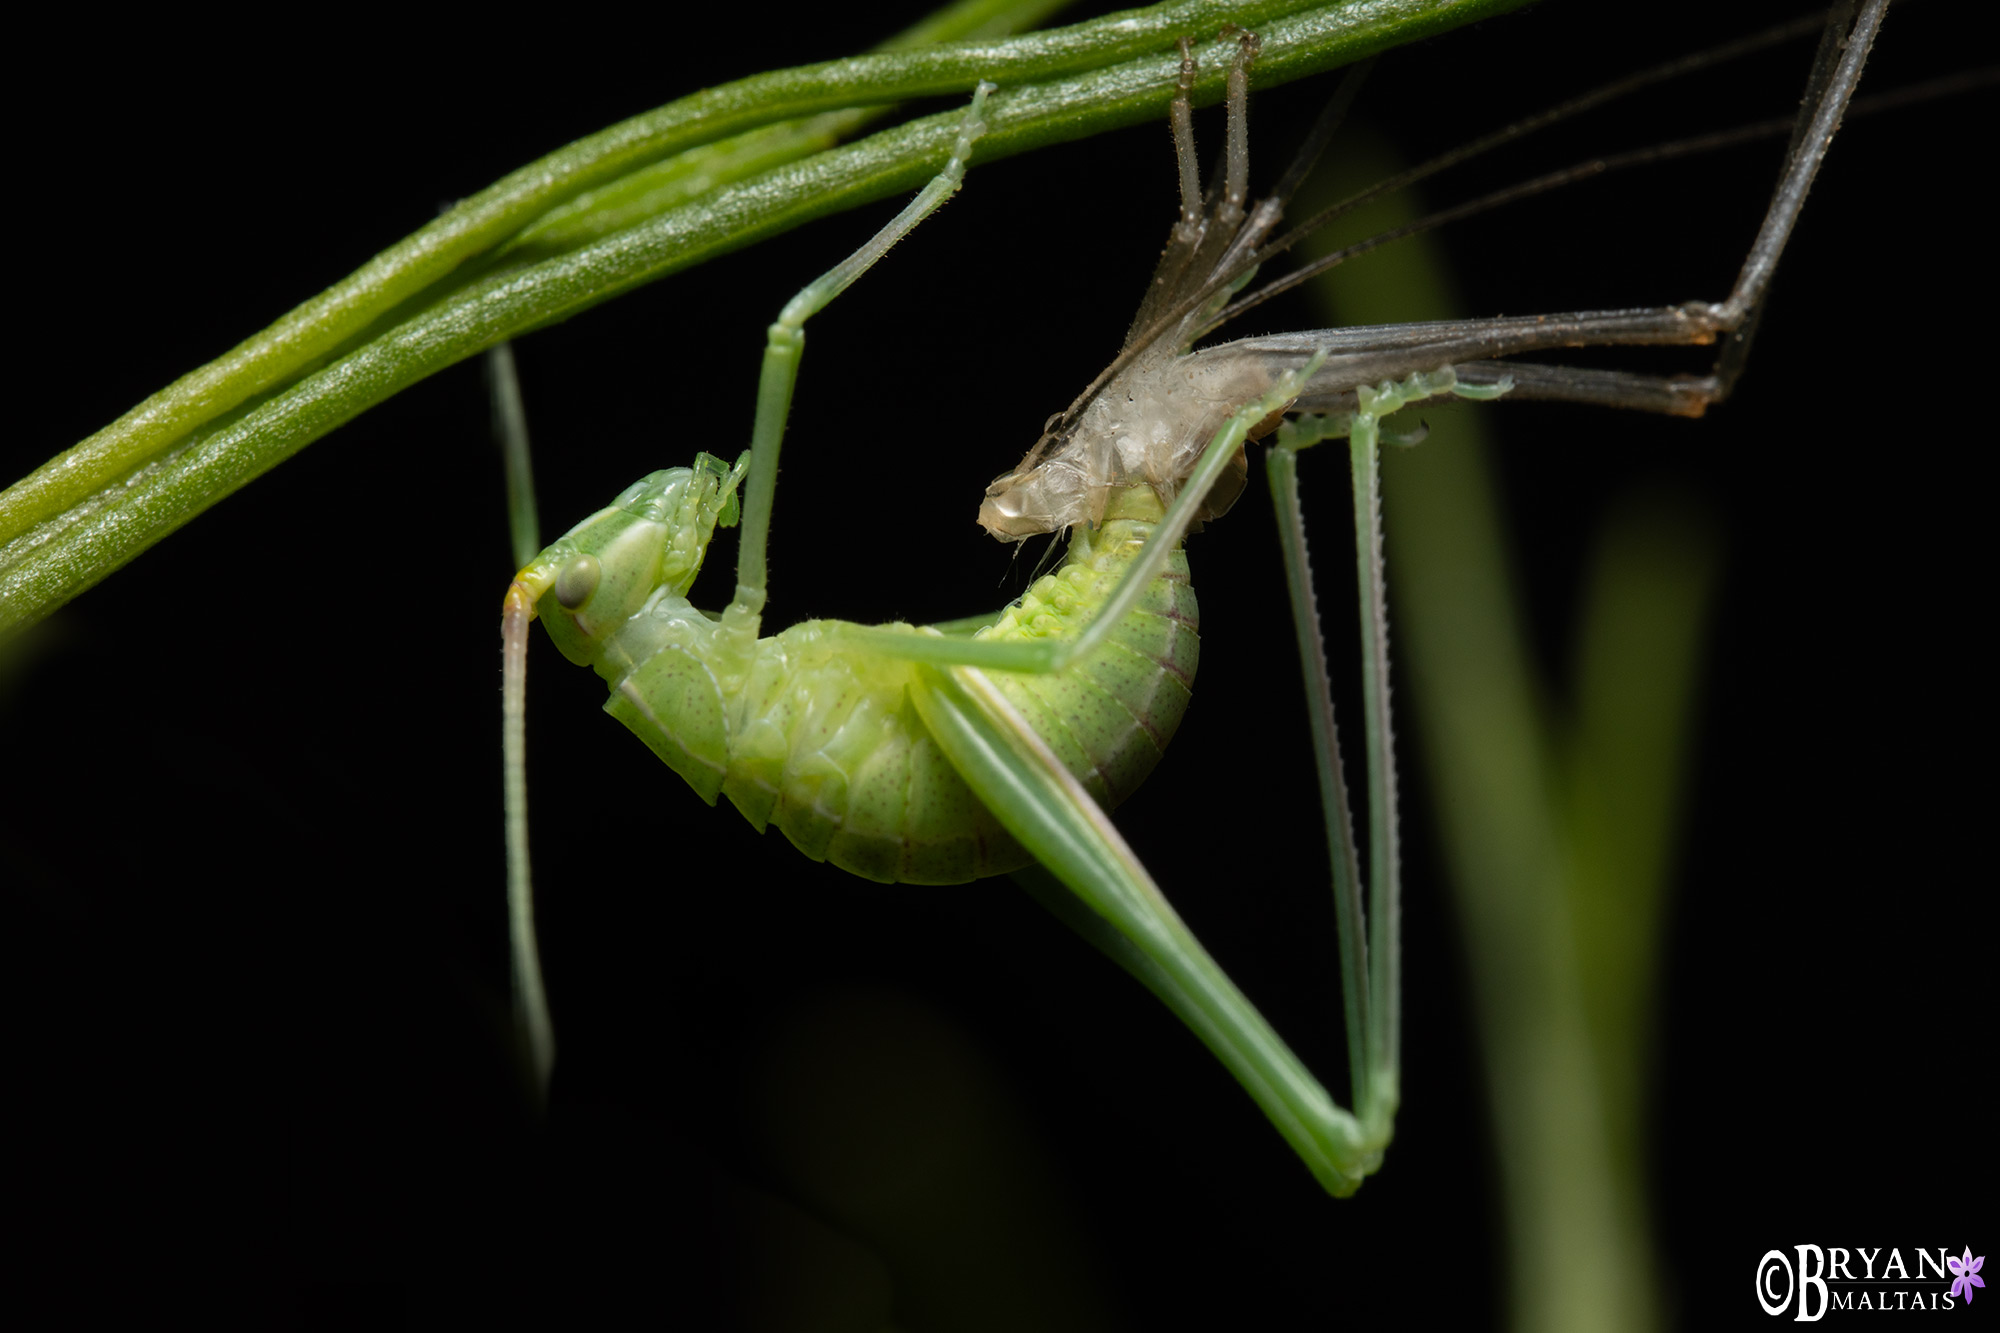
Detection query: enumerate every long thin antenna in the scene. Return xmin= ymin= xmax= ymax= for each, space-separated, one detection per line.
xmin=502 ymin=582 xmax=555 ymax=1106
xmin=1212 ymin=116 xmax=1804 ymax=331
xmin=487 ymin=342 xmax=540 ymax=571
xmin=1211 ymin=59 xmax=1995 ymax=332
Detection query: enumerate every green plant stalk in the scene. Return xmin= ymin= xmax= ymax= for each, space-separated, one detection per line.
xmin=1 ymin=0 xmax=1069 ymax=567
xmin=0 ymin=0 xmax=1530 ymax=635
xmin=1563 ymin=496 xmax=1718 ymax=1266
xmin=494 ymin=0 xmax=1076 ymax=267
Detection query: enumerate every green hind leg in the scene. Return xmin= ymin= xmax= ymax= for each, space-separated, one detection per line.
xmin=887 ymin=346 xmax=1403 ymax=1191
xmin=891 ymin=359 xmax=1511 ymax=1190
xmin=1262 ymin=364 xmax=1514 ymax=1124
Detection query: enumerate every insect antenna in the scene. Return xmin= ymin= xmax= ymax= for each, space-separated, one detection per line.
xmin=1210 ymin=57 xmax=1996 ymax=339
xmin=489 ymin=333 xmax=556 ymax=1111
xmin=500 ymin=576 xmax=555 ymax=1109
xmin=1213 ymin=116 xmax=1813 ymax=335
xmin=1238 ymin=13 xmax=1826 ymax=301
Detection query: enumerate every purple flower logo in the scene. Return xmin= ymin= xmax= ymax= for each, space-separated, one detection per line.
xmin=1949 ymin=1248 xmax=1986 ymax=1303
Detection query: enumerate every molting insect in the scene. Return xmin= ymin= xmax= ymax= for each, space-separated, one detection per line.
xmin=8 ymin=2 xmax=1986 ymax=1323
xmin=499 ymin=0 xmax=1894 ymax=1200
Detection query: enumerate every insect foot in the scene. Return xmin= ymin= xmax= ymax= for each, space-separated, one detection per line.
xmin=1275 ymin=366 xmax=1515 ymax=453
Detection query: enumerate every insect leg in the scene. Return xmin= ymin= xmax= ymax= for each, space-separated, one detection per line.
xmin=1263 ymin=442 xmax=1369 ymax=1113
xmin=897 ymin=356 xmax=1457 ymax=1187
xmin=905 ymin=638 xmax=1382 ymax=1196
xmin=1446 ymin=0 xmax=1893 ymax=419
xmin=1241 ymin=0 xmax=1890 ymax=421
xmin=1706 ymin=0 xmax=1880 ymax=401
xmin=731 ymin=82 xmax=994 ymax=620
xmin=1169 ymin=39 xmax=1200 ymax=230
xmin=1341 ymin=377 xmax=1412 ymax=1129
xmin=1261 ymin=366 xmax=1509 ymax=1125
xmin=1221 ymin=28 xmax=1255 ymax=221
xmin=1447 ymin=362 xmax=1714 ymax=418
xmin=1123 ymin=33 xmax=1259 ymax=351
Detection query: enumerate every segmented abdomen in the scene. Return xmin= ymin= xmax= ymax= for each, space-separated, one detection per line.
xmin=603 ymin=516 xmax=1198 ymax=884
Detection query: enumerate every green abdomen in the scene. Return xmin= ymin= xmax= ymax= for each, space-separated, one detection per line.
xmin=602 ymin=515 xmax=1198 ymax=884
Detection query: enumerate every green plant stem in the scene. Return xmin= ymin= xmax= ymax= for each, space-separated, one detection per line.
xmin=0 ymin=0 xmax=1529 ymax=634
xmin=1563 ymin=495 xmax=1718 ymax=1264
xmin=2 ymin=0 xmax=1064 ymax=551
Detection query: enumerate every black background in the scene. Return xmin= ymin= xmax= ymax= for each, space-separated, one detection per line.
xmin=5 ymin=2 xmax=1991 ymax=1327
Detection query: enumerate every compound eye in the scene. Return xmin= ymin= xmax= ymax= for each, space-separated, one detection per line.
xmin=554 ymin=554 xmax=601 ymax=610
